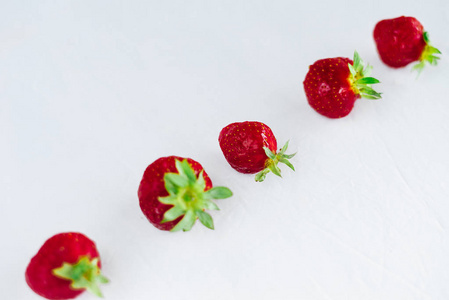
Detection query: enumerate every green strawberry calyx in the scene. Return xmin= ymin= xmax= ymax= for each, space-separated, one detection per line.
xmin=348 ymin=51 xmax=382 ymax=100
xmin=255 ymin=140 xmax=296 ymax=182
xmin=413 ymin=32 xmax=441 ymax=73
xmin=159 ymin=159 xmax=233 ymax=232
xmin=52 ymin=256 xmax=109 ymax=298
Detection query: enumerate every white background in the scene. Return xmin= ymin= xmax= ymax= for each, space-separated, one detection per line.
xmin=1 ymin=1 xmax=449 ymax=299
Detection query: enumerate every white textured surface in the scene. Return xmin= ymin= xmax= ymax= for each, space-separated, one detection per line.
xmin=1 ymin=1 xmax=449 ymax=299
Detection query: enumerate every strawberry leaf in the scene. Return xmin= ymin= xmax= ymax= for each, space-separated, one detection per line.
xmin=282 ymin=152 xmax=297 ymax=159
xmin=255 ymin=170 xmax=269 ymax=182
xmin=164 ymin=173 xmax=189 ymax=189
xmin=426 ymin=46 xmax=441 ymax=55
xmin=353 ymin=51 xmax=362 ymax=72
xmin=362 ymin=64 xmax=373 ymax=77
xmin=255 ymin=140 xmax=296 ymax=182
xmin=268 ymin=164 xmax=282 ymax=177
xmin=196 ymin=171 xmax=206 ymax=190
xmin=164 ymin=180 xmax=179 ymax=195
xmin=349 ymin=50 xmax=382 ymax=100
xmin=356 ymin=77 xmax=380 ymax=84
xmin=158 ymin=195 xmax=178 ymax=205
xmin=279 ymin=158 xmax=295 ymax=171
xmin=414 ymin=32 xmax=441 ymax=73
xmin=263 ymin=147 xmax=276 ymax=160
xmin=171 ymin=210 xmax=196 ymax=232
xmin=363 ymin=95 xmax=381 ymax=100
xmin=348 ymin=63 xmax=357 ymax=77
xmin=279 ymin=140 xmax=290 ymax=155
xmin=412 ymin=61 xmax=426 ymax=73
xmin=176 ymin=160 xmax=197 ymax=184
xmin=203 ymin=201 xmax=220 ymax=211
xmin=423 ymin=31 xmax=430 ymax=43
xmin=204 ymin=187 xmax=233 ymax=199
xmin=196 ymin=210 xmax=214 ymax=230
xmin=162 ymin=206 xmax=186 ymax=223
xmin=359 ymin=87 xmax=382 ymax=99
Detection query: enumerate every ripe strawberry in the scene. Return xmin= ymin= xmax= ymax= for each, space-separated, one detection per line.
xmin=303 ymin=51 xmax=381 ymax=119
xmin=218 ymin=121 xmax=295 ymax=182
xmin=25 ymin=232 xmax=108 ymax=300
xmin=373 ymin=16 xmax=441 ymax=71
xmin=138 ymin=156 xmax=232 ymax=232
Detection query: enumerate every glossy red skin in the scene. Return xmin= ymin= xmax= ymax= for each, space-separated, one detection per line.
xmin=25 ymin=232 xmax=101 ymax=300
xmin=303 ymin=57 xmax=358 ymax=119
xmin=373 ymin=16 xmax=426 ymax=68
xmin=138 ymin=156 xmax=213 ymax=231
xmin=218 ymin=121 xmax=277 ymax=174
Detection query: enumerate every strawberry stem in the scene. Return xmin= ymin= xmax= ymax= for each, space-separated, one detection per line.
xmin=413 ymin=32 xmax=441 ymax=73
xmin=52 ymin=256 xmax=109 ymax=298
xmin=348 ymin=51 xmax=382 ymax=100
xmin=255 ymin=140 xmax=296 ymax=182
xmin=159 ymin=159 xmax=233 ymax=232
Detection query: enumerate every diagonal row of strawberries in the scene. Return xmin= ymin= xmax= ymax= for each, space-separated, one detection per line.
xmin=24 ymin=15 xmax=441 ymax=300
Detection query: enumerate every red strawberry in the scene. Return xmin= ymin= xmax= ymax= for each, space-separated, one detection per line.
xmin=303 ymin=51 xmax=381 ymax=119
xmin=25 ymin=232 xmax=108 ymax=300
xmin=138 ymin=156 xmax=232 ymax=232
xmin=218 ymin=121 xmax=295 ymax=182
xmin=373 ymin=16 xmax=441 ymax=71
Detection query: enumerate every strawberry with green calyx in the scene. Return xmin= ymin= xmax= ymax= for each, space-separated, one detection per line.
xmin=303 ymin=51 xmax=381 ymax=119
xmin=138 ymin=156 xmax=233 ymax=232
xmin=25 ymin=232 xmax=109 ymax=300
xmin=218 ymin=121 xmax=296 ymax=182
xmin=373 ymin=16 xmax=441 ymax=72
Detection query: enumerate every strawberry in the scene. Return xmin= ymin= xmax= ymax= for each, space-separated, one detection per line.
xmin=25 ymin=232 xmax=108 ymax=300
xmin=303 ymin=51 xmax=381 ymax=119
xmin=218 ymin=121 xmax=295 ymax=182
xmin=373 ymin=16 xmax=441 ymax=71
xmin=138 ymin=156 xmax=233 ymax=232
